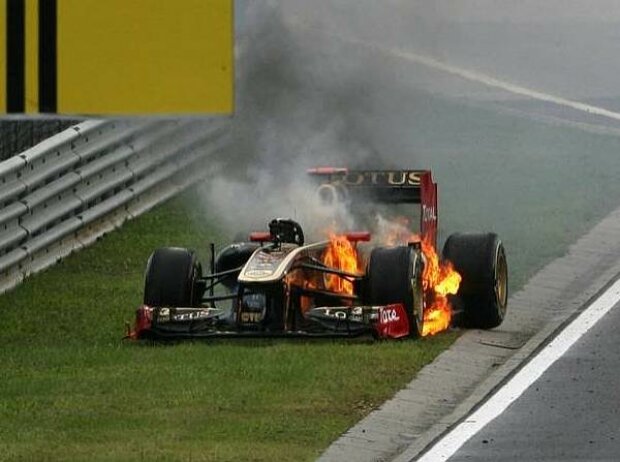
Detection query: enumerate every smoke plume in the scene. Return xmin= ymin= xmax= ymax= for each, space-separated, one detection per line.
xmin=196 ymin=1 xmax=391 ymax=239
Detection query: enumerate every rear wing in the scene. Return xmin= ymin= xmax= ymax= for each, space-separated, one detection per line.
xmin=308 ymin=168 xmax=438 ymax=248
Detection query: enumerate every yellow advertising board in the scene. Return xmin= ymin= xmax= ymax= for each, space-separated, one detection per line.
xmin=3 ymin=0 xmax=233 ymax=115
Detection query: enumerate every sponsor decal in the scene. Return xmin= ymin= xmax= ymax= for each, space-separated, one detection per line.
xmin=157 ymin=307 xmax=171 ymax=322
xmin=333 ymin=171 xmax=422 ymax=187
xmin=422 ymin=204 xmax=437 ymax=222
xmin=171 ymin=310 xmax=212 ymax=322
xmin=243 ymin=249 xmax=288 ymax=278
xmin=240 ymin=311 xmax=264 ymax=323
xmin=244 ymin=269 xmax=274 ymax=277
xmin=380 ymin=307 xmax=401 ymax=324
xmin=375 ymin=304 xmax=410 ymax=339
xmin=239 ymin=292 xmax=266 ymax=324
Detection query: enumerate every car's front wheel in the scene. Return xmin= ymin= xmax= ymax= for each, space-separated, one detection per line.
xmin=367 ymin=246 xmax=425 ymax=337
xmin=143 ymin=247 xmax=202 ymax=307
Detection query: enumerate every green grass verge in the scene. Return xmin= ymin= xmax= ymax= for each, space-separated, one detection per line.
xmin=0 ymin=189 xmax=458 ymax=462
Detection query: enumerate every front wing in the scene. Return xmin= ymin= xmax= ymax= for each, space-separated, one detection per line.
xmin=126 ymin=303 xmax=411 ymax=340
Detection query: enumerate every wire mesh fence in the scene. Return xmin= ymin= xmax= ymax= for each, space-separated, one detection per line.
xmin=0 ymin=119 xmax=82 ymax=161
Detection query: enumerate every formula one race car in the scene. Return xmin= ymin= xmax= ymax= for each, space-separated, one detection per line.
xmin=127 ymin=169 xmax=508 ymax=340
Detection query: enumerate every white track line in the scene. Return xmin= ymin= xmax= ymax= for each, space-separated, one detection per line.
xmin=380 ymin=46 xmax=620 ymax=123
xmin=295 ymin=22 xmax=620 ymax=124
xmin=416 ymin=277 xmax=620 ymax=462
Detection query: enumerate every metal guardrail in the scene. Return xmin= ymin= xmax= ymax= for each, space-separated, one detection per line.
xmin=0 ymin=119 xmax=81 ymax=160
xmin=0 ymin=118 xmax=230 ymax=292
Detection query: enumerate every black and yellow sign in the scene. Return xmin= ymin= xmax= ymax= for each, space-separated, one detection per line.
xmin=3 ymin=0 xmax=233 ymax=114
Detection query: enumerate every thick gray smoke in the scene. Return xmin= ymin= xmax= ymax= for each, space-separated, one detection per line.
xmin=196 ymin=1 xmax=393 ymax=238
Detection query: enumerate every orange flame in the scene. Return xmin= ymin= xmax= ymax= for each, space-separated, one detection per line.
xmin=322 ymin=234 xmax=361 ymax=295
xmin=381 ymin=217 xmax=461 ymax=336
xmin=305 ymin=219 xmax=461 ymax=337
xmin=419 ymin=237 xmax=461 ymax=336
xmin=286 ymin=268 xmax=317 ymax=314
xmin=287 ymin=233 xmax=362 ymax=313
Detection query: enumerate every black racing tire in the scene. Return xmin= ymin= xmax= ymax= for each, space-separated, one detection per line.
xmin=442 ymin=233 xmax=508 ymax=329
xmin=367 ymin=246 xmax=424 ymax=338
xmin=143 ymin=247 xmax=202 ymax=307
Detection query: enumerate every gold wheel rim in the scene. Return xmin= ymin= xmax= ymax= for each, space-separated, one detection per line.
xmin=410 ymin=252 xmax=424 ymax=335
xmin=495 ymin=247 xmax=508 ymax=313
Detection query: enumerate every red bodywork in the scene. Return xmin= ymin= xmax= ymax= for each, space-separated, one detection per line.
xmin=343 ymin=231 xmax=371 ymax=243
xmin=250 ymin=232 xmax=271 ymax=242
xmin=375 ymin=304 xmax=410 ymax=339
xmin=419 ymin=171 xmax=438 ymax=249
xmin=127 ymin=306 xmax=153 ymax=339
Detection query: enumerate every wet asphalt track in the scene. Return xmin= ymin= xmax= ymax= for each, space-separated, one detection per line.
xmin=443 ymin=299 xmax=620 ymax=461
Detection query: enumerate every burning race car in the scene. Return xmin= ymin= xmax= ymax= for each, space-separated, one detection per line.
xmin=127 ymin=169 xmax=508 ymax=340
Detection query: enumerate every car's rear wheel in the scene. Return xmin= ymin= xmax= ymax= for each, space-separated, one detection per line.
xmin=144 ymin=247 xmax=202 ymax=307
xmin=442 ymin=233 xmax=508 ymax=329
xmin=367 ymin=246 xmax=424 ymax=337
